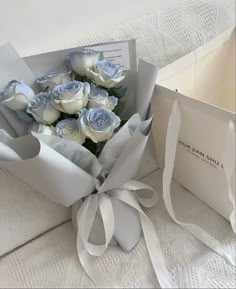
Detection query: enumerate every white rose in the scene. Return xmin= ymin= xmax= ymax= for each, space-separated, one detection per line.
xmin=0 ymin=80 xmax=34 ymax=111
xmin=51 ymin=81 xmax=90 ymax=114
xmin=36 ymin=68 xmax=72 ymax=90
xmin=29 ymin=122 xmax=55 ymax=135
xmin=66 ymin=49 xmax=103 ymax=76
xmin=55 ymin=118 xmax=85 ymax=144
xmin=88 ymin=84 xmax=118 ymax=110
xmin=80 ymin=108 xmax=120 ymax=143
xmin=86 ymin=60 xmax=125 ymax=88
xmin=27 ymin=92 xmax=60 ymax=124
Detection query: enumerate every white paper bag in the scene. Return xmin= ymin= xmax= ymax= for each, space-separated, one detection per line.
xmin=152 ymin=27 xmax=235 ymax=224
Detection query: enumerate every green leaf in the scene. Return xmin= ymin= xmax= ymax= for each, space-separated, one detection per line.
xmin=74 ymin=74 xmax=93 ymax=83
xmin=106 ymin=86 xmax=128 ymax=99
xmin=42 ymin=86 xmax=50 ymax=92
xmin=83 ymin=139 xmax=97 ymax=156
xmin=95 ymin=141 xmax=106 ymax=157
xmin=74 ymin=74 xmax=84 ymax=82
xmin=113 ymin=100 xmax=126 ymax=116
xmin=83 ymin=139 xmax=106 ymax=158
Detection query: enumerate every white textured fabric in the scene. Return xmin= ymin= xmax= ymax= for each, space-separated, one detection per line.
xmin=0 ymin=170 xmax=235 ymax=288
xmin=0 ymin=168 xmax=71 ymax=256
xmin=64 ymin=0 xmax=235 ymax=69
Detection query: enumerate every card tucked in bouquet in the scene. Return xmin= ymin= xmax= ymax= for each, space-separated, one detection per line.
xmin=152 ymin=27 xmax=235 ymax=230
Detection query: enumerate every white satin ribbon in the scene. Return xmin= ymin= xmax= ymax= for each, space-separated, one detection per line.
xmin=163 ymin=99 xmax=236 ymax=267
xmin=222 ymin=120 xmax=236 ymax=233
xmin=76 ymin=180 xmax=175 ymax=288
xmin=76 ymin=193 xmax=117 ymax=288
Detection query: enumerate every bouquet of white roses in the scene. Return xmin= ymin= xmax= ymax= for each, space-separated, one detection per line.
xmin=0 ymin=41 xmax=173 ymax=288
xmin=0 ymin=49 xmax=126 ymax=157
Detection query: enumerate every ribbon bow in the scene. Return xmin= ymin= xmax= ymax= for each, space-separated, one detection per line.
xmin=76 ymin=180 xmax=175 ymax=288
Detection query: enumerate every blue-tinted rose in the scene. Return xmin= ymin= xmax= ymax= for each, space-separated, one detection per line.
xmin=80 ymin=108 xmax=120 ymax=143
xmin=0 ymin=80 xmax=34 ymax=111
xmin=56 ymin=118 xmax=85 ymax=144
xmin=86 ymin=60 xmax=125 ymax=88
xmin=88 ymin=84 xmax=118 ymax=110
xmin=52 ymin=81 xmax=90 ymax=114
xmin=27 ymin=92 xmax=60 ymax=124
xmin=37 ymin=68 xmax=72 ymax=90
xmin=29 ymin=122 xmax=55 ymax=135
xmin=67 ymin=49 xmax=103 ymax=76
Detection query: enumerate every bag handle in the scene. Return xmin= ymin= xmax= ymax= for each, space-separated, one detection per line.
xmin=163 ymin=99 xmax=235 ymax=266
xmin=222 ymin=120 xmax=236 ymax=233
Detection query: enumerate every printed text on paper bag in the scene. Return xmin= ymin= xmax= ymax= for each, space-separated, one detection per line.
xmin=178 ymin=139 xmax=224 ymax=169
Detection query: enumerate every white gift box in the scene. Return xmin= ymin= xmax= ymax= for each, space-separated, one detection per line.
xmin=152 ymin=28 xmax=235 ymax=227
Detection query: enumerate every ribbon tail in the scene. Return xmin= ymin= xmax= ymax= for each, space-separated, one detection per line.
xmin=113 ymin=190 xmax=176 ymax=288
xmin=139 ymin=214 xmax=175 ymax=288
xmin=76 ymin=195 xmax=118 ymax=288
xmin=163 ymin=99 xmax=236 ymax=267
xmin=77 ymin=235 xmax=117 ymax=288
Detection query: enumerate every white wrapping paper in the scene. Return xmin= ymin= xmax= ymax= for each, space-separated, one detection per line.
xmin=0 ymin=41 xmax=156 ymax=210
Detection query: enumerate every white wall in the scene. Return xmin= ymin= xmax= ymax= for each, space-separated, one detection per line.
xmin=0 ymin=0 xmax=177 ymax=56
